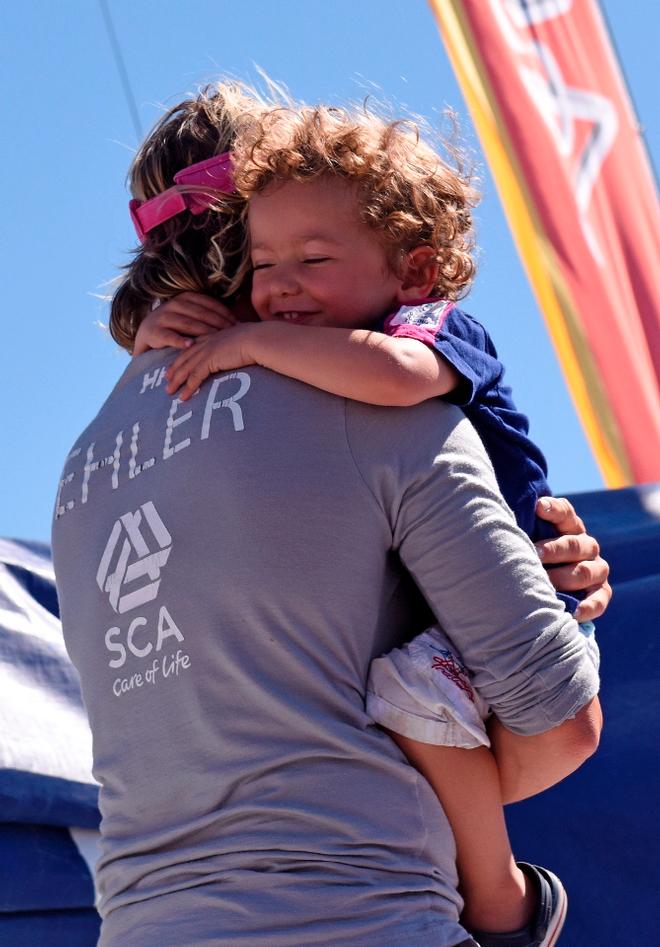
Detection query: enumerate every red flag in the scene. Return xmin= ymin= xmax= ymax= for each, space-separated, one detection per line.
xmin=430 ymin=0 xmax=660 ymax=485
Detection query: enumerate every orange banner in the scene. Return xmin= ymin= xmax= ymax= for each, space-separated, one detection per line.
xmin=430 ymin=0 xmax=660 ymax=485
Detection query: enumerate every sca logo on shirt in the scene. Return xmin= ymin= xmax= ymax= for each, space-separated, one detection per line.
xmin=97 ymin=501 xmax=185 ymax=673
xmin=97 ymin=501 xmax=172 ymax=614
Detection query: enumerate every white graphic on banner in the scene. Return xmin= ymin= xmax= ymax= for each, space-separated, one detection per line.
xmin=96 ymin=501 xmax=172 ymax=614
xmin=491 ymin=0 xmax=618 ymax=265
xmin=504 ymin=0 xmax=572 ymax=27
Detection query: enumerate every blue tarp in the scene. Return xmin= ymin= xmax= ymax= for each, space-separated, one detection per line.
xmin=507 ymin=485 xmax=660 ymax=945
xmin=0 ymin=538 xmax=100 ymax=944
xmin=1 ymin=485 xmax=658 ymax=945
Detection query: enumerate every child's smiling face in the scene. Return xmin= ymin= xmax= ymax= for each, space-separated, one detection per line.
xmin=248 ymin=176 xmax=405 ymax=330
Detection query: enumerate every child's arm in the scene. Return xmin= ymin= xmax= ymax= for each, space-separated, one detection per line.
xmin=166 ymin=321 xmax=459 ymax=404
xmin=132 ymin=293 xmax=237 ymax=356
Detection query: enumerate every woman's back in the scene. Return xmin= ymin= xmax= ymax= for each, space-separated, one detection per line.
xmin=53 ymin=352 xmax=474 ymax=946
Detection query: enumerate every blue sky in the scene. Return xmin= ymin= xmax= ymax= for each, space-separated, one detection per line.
xmin=3 ymin=0 xmax=658 ymax=542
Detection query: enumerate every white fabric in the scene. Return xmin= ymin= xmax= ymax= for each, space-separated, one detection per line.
xmin=0 ymin=539 xmax=95 ymax=785
xmin=368 ymin=622 xmax=600 ymax=749
xmin=368 ymin=626 xmax=491 ymax=748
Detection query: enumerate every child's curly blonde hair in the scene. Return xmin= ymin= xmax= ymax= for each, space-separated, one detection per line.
xmin=233 ymin=104 xmax=480 ymax=300
xmin=109 ymin=81 xmax=266 ymax=352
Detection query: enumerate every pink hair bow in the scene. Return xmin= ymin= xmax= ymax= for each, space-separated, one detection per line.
xmin=129 ymin=152 xmax=235 ymax=242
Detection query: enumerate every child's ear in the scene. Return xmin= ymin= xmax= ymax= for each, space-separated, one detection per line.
xmin=397 ymin=246 xmax=439 ymax=303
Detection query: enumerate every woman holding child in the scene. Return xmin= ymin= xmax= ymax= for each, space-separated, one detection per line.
xmin=53 ymin=81 xmax=607 ymax=946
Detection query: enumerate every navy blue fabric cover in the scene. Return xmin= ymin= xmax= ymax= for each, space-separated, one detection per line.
xmin=0 ymin=770 xmax=99 ymax=829
xmin=0 ymin=824 xmax=95 ymax=911
xmin=2 ymin=484 xmax=659 ymax=944
xmin=0 ymin=538 xmax=100 ymax=940
xmin=0 ymin=909 xmax=101 ymax=946
xmin=507 ymin=485 xmax=660 ymax=945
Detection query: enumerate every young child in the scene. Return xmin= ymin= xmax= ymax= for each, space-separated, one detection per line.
xmin=131 ymin=103 xmax=600 ymax=947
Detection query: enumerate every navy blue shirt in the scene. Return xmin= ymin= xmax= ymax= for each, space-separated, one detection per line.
xmin=384 ymin=299 xmax=578 ymax=613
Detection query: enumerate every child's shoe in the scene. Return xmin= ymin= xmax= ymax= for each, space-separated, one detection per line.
xmin=467 ymin=863 xmax=567 ymax=947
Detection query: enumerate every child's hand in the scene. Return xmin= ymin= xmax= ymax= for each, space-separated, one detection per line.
xmin=132 ymin=293 xmax=237 ymax=356
xmin=166 ymin=324 xmax=262 ymax=401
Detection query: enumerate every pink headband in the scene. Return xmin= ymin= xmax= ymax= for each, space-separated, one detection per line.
xmin=129 ymin=152 xmax=235 ymax=242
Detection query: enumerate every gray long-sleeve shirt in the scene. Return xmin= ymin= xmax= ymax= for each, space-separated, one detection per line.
xmin=51 ymin=351 xmax=598 ymax=946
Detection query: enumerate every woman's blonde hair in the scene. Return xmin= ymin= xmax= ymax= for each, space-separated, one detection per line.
xmin=233 ymin=104 xmax=480 ymax=299
xmin=109 ymin=81 xmax=265 ymax=352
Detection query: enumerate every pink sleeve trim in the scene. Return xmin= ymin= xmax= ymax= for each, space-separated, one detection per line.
xmin=383 ymin=300 xmax=454 ymax=349
xmin=383 ymin=323 xmax=441 ymax=348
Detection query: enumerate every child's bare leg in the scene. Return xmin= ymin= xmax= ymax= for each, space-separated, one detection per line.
xmin=390 ymin=732 xmax=535 ymax=932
